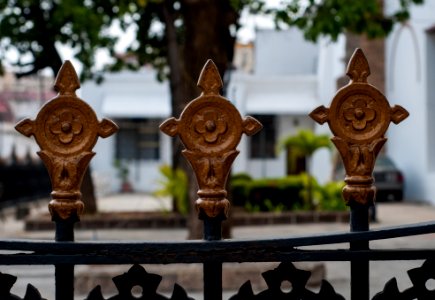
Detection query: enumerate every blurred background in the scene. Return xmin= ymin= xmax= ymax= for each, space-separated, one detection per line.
xmin=1 ymin=0 xmax=435 ymax=298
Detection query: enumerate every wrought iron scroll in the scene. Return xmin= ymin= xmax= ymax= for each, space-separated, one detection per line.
xmin=0 ymin=272 xmax=46 ymax=300
xmin=229 ymin=262 xmax=344 ymax=300
xmin=372 ymin=260 xmax=435 ymax=300
xmin=86 ymin=265 xmax=193 ymax=300
xmin=160 ymin=59 xmax=262 ymax=240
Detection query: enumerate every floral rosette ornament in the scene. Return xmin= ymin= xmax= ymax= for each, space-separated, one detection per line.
xmin=310 ymin=49 xmax=409 ymax=206
xmin=15 ymin=61 xmax=118 ymax=220
xmin=160 ymin=60 xmax=262 ymax=224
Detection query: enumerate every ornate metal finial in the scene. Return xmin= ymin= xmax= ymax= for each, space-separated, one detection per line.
xmin=15 ymin=61 xmax=118 ymax=220
xmin=160 ymin=59 xmax=262 ymax=221
xmin=310 ymin=49 xmax=409 ymax=206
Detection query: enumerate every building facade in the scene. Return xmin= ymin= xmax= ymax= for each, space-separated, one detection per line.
xmin=82 ymin=29 xmax=345 ymax=195
xmin=385 ymin=1 xmax=435 ymax=203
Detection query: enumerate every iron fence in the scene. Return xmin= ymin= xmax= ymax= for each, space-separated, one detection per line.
xmin=1 ymin=49 xmax=433 ymax=300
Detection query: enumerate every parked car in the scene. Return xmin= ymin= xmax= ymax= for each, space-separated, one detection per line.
xmin=334 ymin=154 xmax=404 ymax=202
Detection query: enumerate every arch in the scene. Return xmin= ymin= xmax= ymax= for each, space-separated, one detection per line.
xmin=388 ymin=22 xmax=421 ymax=91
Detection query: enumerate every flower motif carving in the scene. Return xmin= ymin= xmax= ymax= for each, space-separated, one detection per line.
xmin=194 ymin=110 xmax=227 ymax=143
xmin=160 ymin=60 xmax=262 ymax=223
xmin=309 ymin=48 xmax=409 ymax=206
xmin=49 ymin=111 xmax=83 ymax=144
xmin=15 ymin=60 xmax=118 ymax=220
xmin=344 ymin=99 xmax=376 ymax=130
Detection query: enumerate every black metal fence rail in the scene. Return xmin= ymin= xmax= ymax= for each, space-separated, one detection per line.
xmin=1 ymin=221 xmax=435 ymax=265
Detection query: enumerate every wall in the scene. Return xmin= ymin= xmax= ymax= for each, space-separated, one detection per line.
xmin=385 ymin=1 xmax=435 ymax=202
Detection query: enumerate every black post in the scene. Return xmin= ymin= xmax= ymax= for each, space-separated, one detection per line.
xmin=203 ymin=216 xmax=223 ymax=300
xmin=350 ymin=204 xmax=370 ymax=300
xmin=54 ymin=215 xmax=78 ymax=300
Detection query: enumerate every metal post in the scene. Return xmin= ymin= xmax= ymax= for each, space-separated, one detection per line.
xmin=54 ymin=215 xmax=77 ymax=300
xmin=160 ymin=60 xmax=262 ymax=300
xmin=203 ymin=217 xmax=223 ymax=300
xmin=350 ymin=204 xmax=370 ymax=300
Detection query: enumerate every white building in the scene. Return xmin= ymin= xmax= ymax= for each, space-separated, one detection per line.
xmin=82 ymin=29 xmax=345 ymax=195
xmin=229 ymin=29 xmax=344 ymax=181
xmin=385 ymin=1 xmax=435 ymax=203
xmin=81 ymin=68 xmax=172 ymax=195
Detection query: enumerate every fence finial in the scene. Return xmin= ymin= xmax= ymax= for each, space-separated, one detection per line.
xmin=160 ymin=59 xmax=262 ymax=239
xmin=15 ymin=61 xmax=118 ymax=222
xmin=310 ymin=48 xmax=409 ymax=206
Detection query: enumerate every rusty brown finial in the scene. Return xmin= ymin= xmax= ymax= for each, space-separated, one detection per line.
xmin=15 ymin=61 xmax=118 ymax=221
xmin=310 ymin=49 xmax=409 ymax=206
xmin=160 ymin=60 xmax=262 ymax=234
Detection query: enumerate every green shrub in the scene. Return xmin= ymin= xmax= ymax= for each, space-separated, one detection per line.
xmin=315 ymin=181 xmax=347 ymax=211
xmin=154 ymin=165 xmax=189 ymax=215
xmin=230 ymin=175 xmax=305 ymax=212
xmin=230 ymin=173 xmax=346 ymax=212
xmin=231 ymin=173 xmax=252 ymax=182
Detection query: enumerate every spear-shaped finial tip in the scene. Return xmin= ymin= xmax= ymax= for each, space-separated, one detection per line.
xmin=54 ymin=60 xmax=80 ymax=95
xmin=197 ymin=59 xmax=223 ymax=95
xmin=346 ymin=48 xmax=370 ymax=83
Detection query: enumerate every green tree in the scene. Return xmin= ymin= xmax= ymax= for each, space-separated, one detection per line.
xmin=0 ymin=0 xmax=423 ymax=237
xmin=279 ymin=129 xmax=331 ymax=209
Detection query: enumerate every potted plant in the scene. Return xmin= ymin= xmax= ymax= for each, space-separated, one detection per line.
xmin=113 ymin=159 xmax=133 ymax=193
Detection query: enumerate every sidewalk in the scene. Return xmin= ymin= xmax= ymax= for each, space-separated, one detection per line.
xmin=2 ymin=194 xmax=435 ymax=299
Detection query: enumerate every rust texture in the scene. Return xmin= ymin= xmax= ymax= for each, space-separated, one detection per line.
xmin=160 ymin=59 xmax=262 ymax=220
xmin=15 ymin=61 xmax=118 ymax=220
xmin=310 ymin=48 xmax=409 ymax=206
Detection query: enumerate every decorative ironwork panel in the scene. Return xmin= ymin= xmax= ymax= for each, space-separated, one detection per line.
xmin=160 ymin=59 xmax=262 ymax=239
xmin=372 ymin=260 xmax=435 ymax=300
xmin=0 ymin=272 xmax=46 ymax=300
xmin=85 ymin=265 xmax=193 ymax=300
xmin=229 ymin=262 xmax=344 ymax=300
xmin=15 ymin=61 xmax=118 ymax=222
xmin=310 ymin=48 xmax=409 ymax=206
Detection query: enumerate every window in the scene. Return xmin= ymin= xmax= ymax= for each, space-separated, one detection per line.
xmin=116 ymin=119 xmax=160 ymax=160
xmin=249 ymin=115 xmax=276 ymax=158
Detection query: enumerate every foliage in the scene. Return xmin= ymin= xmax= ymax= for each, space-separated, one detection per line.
xmin=278 ymin=129 xmax=332 ymax=157
xmin=113 ymin=159 xmax=130 ymax=182
xmin=0 ymin=0 xmax=423 ymax=80
xmin=232 ymin=172 xmax=346 ymax=212
xmin=267 ymin=0 xmax=424 ymax=42
xmin=278 ymin=129 xmax=332 ymax=209
xmin=231 ymin=172 xmax=252 ymax=182
xmin=231 ymin=174 xmax=305 ymax=212
xmin=154 ymin=164 xmax=189 ymax=216
xmin=316 ymin=181 xmax=347 ymax=211
xmin=298 ymin=173 xmax=346 ymax=211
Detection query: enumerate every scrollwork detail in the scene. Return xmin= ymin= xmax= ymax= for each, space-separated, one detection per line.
xmin=229 ymin=262 xmax=344 ymax=300
xmin=85 ymin=264 xmax=193 ymax=300
xmin=0 ymin=272 xmax=46 ymax=300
